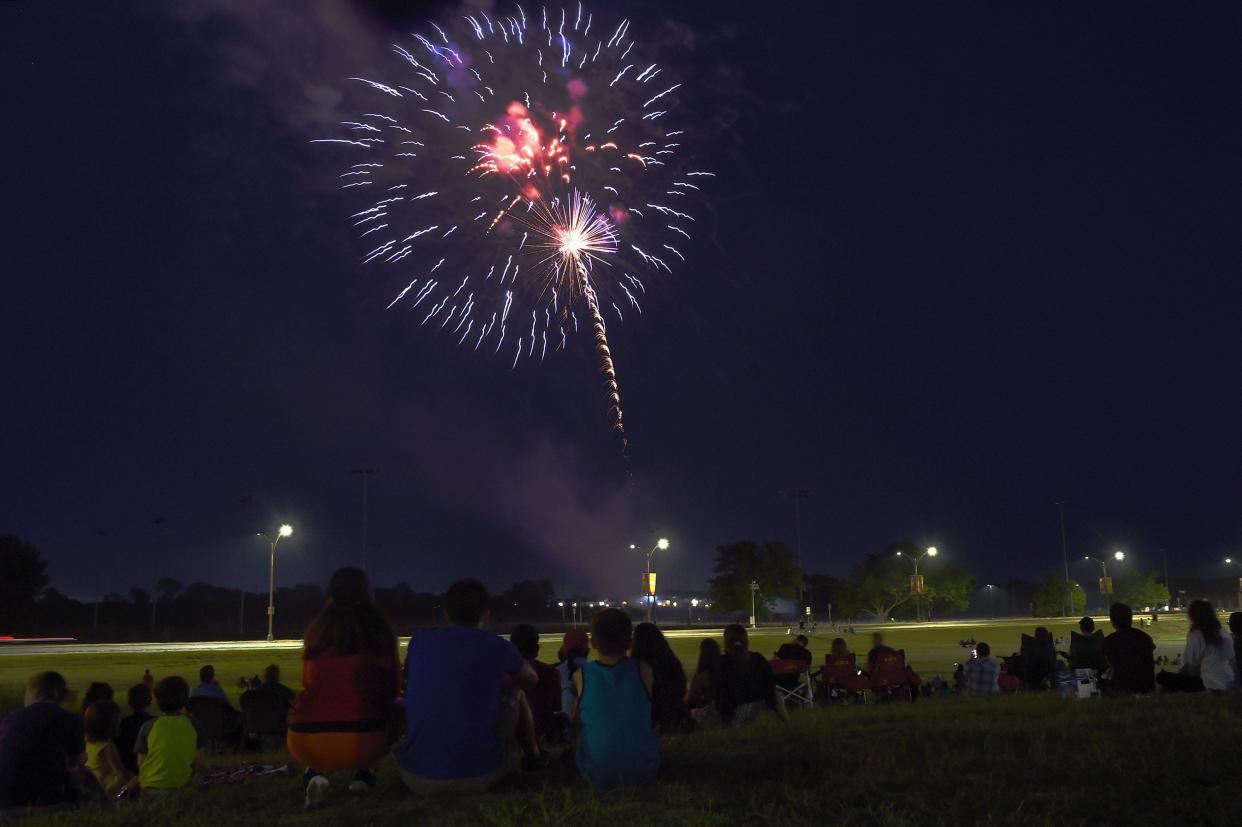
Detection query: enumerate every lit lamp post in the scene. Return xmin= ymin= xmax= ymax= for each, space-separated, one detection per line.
xmin=1225 ymin=558 xmax=1242 ymax=610
xmin=1085 ymin=550 xmax=1124 ymax=613
xmin=749 ymin=581 xmax=760 ymax=628
xmin=689 ymin=598 xmax=699 ymax=627
xmin=896 ymin=546 xmax=938 ymax=622
xmin=985 ymin=584 xmax=997 ymax=620
xmin=641 ymin=538 xmax=669 ymax=624
xmin=259 ymin=524 xmax=293 ymax=642
xmin=558 ymin=601 xmax=566 ymax=623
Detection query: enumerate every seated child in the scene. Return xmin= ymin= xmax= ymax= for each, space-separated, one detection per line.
xmin=84 ymin=700 xmax=137 ymax=798
xmin=117 ymin=684 xmax=153 ymax=775
xmin=134 ymin=677 xmax=204 ymax=795
xmin=572 ymin=608 xmax=659 ymax=788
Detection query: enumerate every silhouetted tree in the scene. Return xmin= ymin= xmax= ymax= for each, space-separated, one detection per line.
xmin=1032 ymin=573 xmax=1086 ymax=617
xmin=0 ymin=536 xmax=50 ymax=630
xmin=708 ymin=540 xmax=803 ymax=618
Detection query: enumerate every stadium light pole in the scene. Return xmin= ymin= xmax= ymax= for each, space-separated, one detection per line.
xmin=350 ymin=468 xmax=379 ymax=577
xmin=749 ymin=581 xmax=760 ymax=628
xmin=260 ymin=524 xmax=293 ymax=642
xmin=644 ymin=538 xmax=669 ymax=624
xmin=1056 ymin=500 xmax=1071 ymax=617
xmin=896 ymin=546 xmax=938 ymax=622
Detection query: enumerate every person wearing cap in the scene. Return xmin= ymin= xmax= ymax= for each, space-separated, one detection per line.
xmin=555 ymin=628 xmax=591 ymax=716
xmin=0 ymin=672 xmax=87 ymax=812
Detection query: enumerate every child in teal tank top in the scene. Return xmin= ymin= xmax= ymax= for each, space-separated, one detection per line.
xmin=572 ymin=609 xmax=659 ymax=788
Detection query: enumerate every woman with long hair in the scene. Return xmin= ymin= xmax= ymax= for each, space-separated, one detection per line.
xmin=288 ymin=567 xmax=401 ymax=808
xmin=713 ymin=624 xmax=788 ymax=724
xmin=630 ymin=622 xmax=692 ymax=733
xmin=1157 ymin=599 xmax=1235 ymax=692
xmin=685 ymin=638 xmax=721 ymax=724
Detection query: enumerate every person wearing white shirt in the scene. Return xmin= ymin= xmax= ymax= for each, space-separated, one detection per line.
xmin=1157 ymin=600 xmax=1235 ymax=693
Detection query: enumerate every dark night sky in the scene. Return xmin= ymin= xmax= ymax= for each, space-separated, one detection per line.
xmin=3 ymin=1 xmax=1241 ymax=603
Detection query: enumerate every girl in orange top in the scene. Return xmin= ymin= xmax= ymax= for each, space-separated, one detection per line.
xmin=287 ymin=567 xmax=400 ymax=808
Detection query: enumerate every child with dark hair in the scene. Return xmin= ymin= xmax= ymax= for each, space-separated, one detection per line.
xmin=630 ymin=622 xmax=691 ymax=733
xmin=117 ymin=684 xmax=153 ymax=775
xmin=686 ymin=638 xmax=721 ymax=724
xmin=0 ymin=672 xmax=87 ymax=812
xmin=509 ymin=624 xmax=563 ymax=744
xmin=574 ymin=608 xmax=659 ymax=788
xmin=135 ymin=676 xmax=204 ymax=794
xmin=80 ymin=682 xmax=114 ymax=716
xmin=397 ymin=578 xmax=537 ymax=793
xmin=84 ymin=701 xmax=137 ymax=798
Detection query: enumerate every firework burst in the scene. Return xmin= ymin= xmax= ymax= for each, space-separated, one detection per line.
xmin=316 ymin=3 xmax=711 ymax=456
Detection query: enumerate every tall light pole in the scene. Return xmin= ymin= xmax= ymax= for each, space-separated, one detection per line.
xmin=896 ymin=546 xmax=938 ymax=622
xmin=643 ymin=538 xmax=669 ymax=624
xmin=781 ymin=488 xmax=811 ymax=606
xmin=350 ymin=468 xmax=379 ymax=577
xmin=749 ymin=581 xmax=760 ymax=628
xmin=1085 ymin=550 xmax=1124 ymax=613
xmin=1225 ymin=558 xmax=1241 ymax=610
xmin=260 ymin=524 xmax=293 ymax=642
xmin=1056 ymin=500 xmax=1071 ymax=617
xmin=689 ymin=598 xmax=699 ymax=627
xmin=985 ymin=584 xmax=997 ymax=619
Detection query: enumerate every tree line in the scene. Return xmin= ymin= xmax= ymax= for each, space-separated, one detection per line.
xmin=706 ymin=538 xmax=1177 ymax=620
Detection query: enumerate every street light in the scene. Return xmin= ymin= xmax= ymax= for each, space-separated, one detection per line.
xmin=749 ymin=581 xmax=760 ymax=628
xmin=896 ymin=546 xmax=939 ymax=622
xmin=558 ymin=601 xmax=566 ymax=623
xmin=259 ymin=524 xmax=293 ymax=642
xmin=1225 ymin=559 xmax=1242 ymax=610
xmin=689 ymin=597 xmax=699 ymax=627
xmin=641 ymin=538 xmax=669 ymax=624
xmin=1084 ymin=550 xmax=1123 ymax=612
xmin=985 ymin=584 xmax=997 ymax=620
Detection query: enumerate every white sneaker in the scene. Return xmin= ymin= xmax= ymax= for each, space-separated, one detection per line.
xmin=304 ymin=774 xmax=329 ymax=809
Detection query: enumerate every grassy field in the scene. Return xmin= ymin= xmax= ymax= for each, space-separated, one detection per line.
xmin=6 ymin=692 xmax=1240 ymax=826
xmin=0 ymin=615 xmax=1191 ymax=713
xmin=0 ymin=616 xmax=1223 ymax=826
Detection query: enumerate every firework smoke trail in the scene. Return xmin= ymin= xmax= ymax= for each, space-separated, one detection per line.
xmin=316 ymin=3 xmax=710 ymax=456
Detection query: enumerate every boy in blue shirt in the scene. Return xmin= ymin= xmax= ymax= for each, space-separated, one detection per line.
xmin=573 ymin=608 xmax=659 ymax=788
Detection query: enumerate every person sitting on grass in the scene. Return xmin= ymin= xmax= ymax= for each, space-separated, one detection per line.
xmin=118 ymin=684 xmax=153 ymax=775
xmin=960 ymin=642 xmax=1000 ymax=696
xmin=189 ymin=665 xmax=231 ymax=705
xmin=631 ymin=622 xmax=692 ymax=734
xmin=0 ymin=672 xmax=88 ymax=813
xmin=1157 ymin=599 xmax=1235 ymax=693
xmin=135 ymin=676 xmax=204 ymax=796
xmin=510 ymin=624 xmax=564 ymax=745
xmin=288 ymin=567 xmax=401 ymax=808
xmin=84 ymin=700 xmax=137 ymax=799
xmin=686 ymin=638 xmax=721 ymax=724
xmin=396 ymin=578 xmax=538 ymax=794
xmin=1067 ymin=617 xmax=1107 ymax=672
xmin=555 ymin=628 xmax=591 ymax=717
xmin=1101 ymin=602 xmax=1155 ymax=694
xmin=573 ymin=608 xmax=660 ymax=788
xmin=715 ymin=624 xmax=789 ymax=725
xmin=256 ymin=664 xmax=295 ymax=708
xmin=80 ymin=682 xmax=114 ymax=716
xmin=1231 ymin=613 xmax=1242 ymax=687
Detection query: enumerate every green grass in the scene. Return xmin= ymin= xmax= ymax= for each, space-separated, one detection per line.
xmin=7 ymin=692 xmax=1241 ymax=826
xmin=0 ymin=616 xmax=1191 ymax=713
xmin=0 ymin=616 xmax=1222 ymax=826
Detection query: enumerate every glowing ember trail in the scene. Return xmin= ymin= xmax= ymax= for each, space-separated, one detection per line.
xmin=315 ymin=3 xmax=712 ymax=456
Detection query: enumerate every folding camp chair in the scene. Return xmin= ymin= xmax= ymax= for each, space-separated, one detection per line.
xmin=769 ymin=658 xmax=814 ymax=710
xmin=819 ymin=653 xmax=868 ymax=704
xmin=187 ymin=695 xmax=241 ymax=752
xmin=239 ymin=690 xmax=287 ymax=751
xmin=870 ymin=649 xmax=914 ymax=702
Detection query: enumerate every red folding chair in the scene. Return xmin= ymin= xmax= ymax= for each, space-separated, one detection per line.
xmin=870 ymin=649 xmax=914 ymax=702
xmin=819 ymin=653 xmax=869 ymax=703
xmin=769 ymin=658 xmax=814 ymax=709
